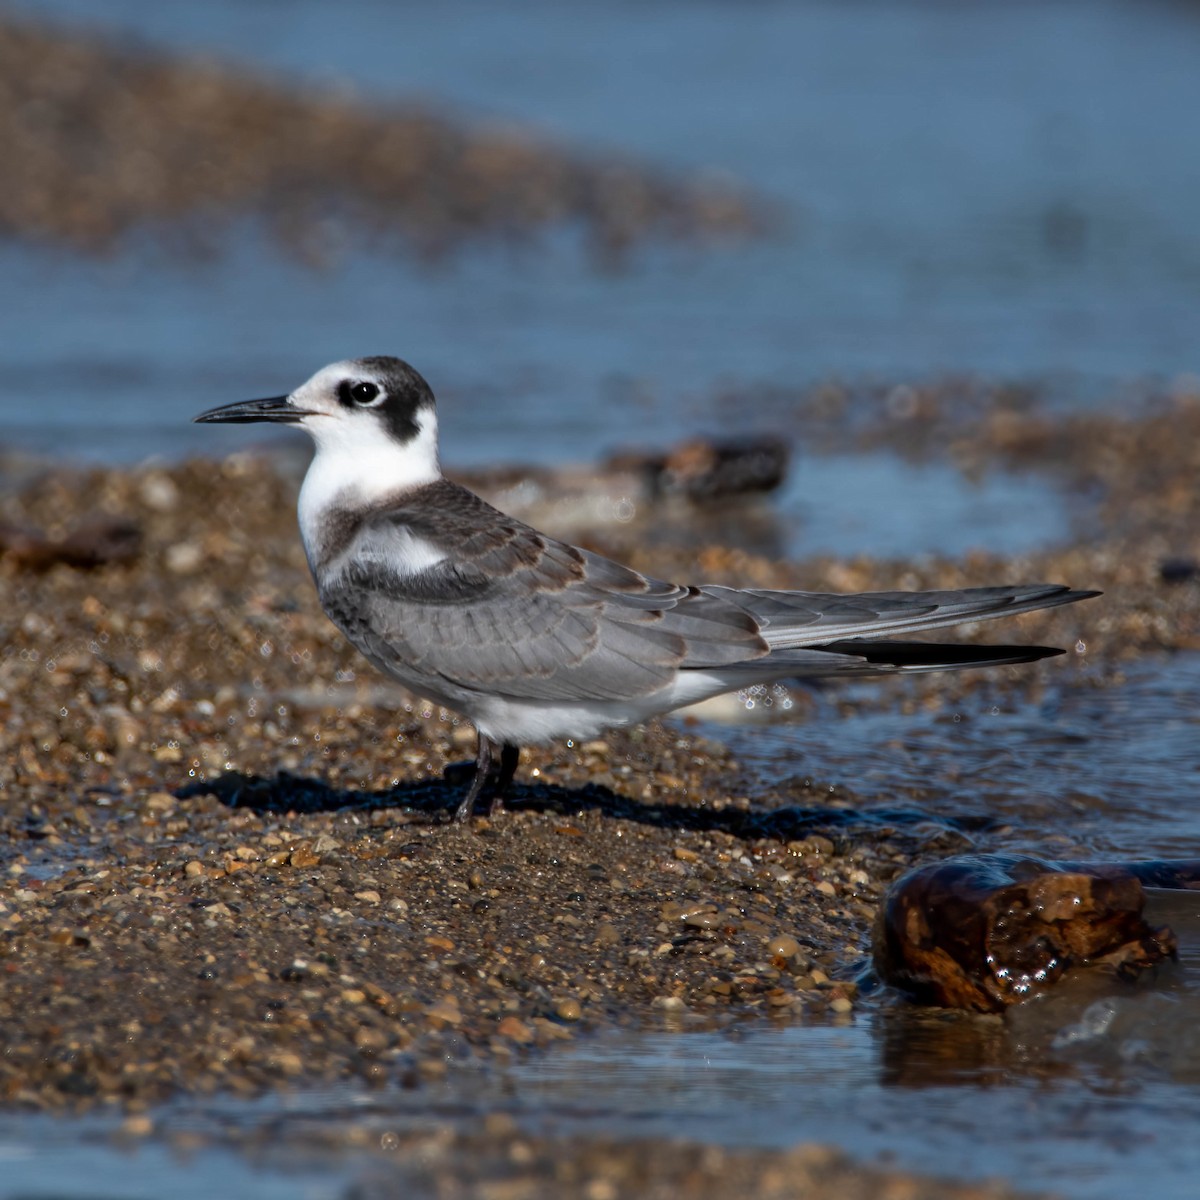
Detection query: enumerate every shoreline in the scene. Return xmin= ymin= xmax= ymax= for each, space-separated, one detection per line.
xmin=0 ymin=400 xmax=1193 ymax=1195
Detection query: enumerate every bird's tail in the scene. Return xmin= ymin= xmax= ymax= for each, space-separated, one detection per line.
xmin=804 ymin=638 xmax=1065 ymax=673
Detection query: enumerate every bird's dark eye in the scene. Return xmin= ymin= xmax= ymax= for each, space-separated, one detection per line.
xmin=350 ymin=381 xmax=380 ymax=405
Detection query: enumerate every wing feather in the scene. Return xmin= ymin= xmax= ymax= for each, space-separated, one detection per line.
xmin=316 ymin=481 xmax=1094 ymax=707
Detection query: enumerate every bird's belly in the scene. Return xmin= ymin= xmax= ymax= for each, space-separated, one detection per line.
xmin=467 ymin=695 xmax=648 ymax=744
xmin=467 ymin=671 xmax=742 ymax=743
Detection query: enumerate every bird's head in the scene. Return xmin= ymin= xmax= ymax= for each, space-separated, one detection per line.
xmin=195 ymin=356 xmax=442 ymax=490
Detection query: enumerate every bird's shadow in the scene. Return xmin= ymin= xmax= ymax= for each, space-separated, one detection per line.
xmin=175 ymin=765 xmax=989 ymax=845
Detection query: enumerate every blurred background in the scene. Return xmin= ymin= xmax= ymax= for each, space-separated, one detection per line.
xmin=1 ymin=0 xmax=1197 ymax=477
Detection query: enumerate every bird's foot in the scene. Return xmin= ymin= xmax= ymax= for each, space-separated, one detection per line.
xmin=451 ymin=737 xmax=520 ymax=822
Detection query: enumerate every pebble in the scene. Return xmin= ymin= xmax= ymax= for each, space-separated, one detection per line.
xmin=271 ymin=1052 xmax=304 ymax=1076
xmin=165 ymin=543 xmax=203 ymax=574
xmin=555 ymin=998 xmax=583 ymax=1022
xmin=426 ymin=999 xmax=462 ymax=1025
xmin=766 ymin=934 xmax=801 ymax=959
xmin=497 ymin=1016 xmax=535 ymax=1044
xmin=120 ymin=1114 xmax=154 ymax=1137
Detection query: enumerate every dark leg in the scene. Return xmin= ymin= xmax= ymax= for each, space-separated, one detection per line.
xmin=453 ymin=733 xmax=495 ymax=823
xmin=487 ymin=742 xmax=521 ymax=816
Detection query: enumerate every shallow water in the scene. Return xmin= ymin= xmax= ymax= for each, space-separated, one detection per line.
xmin=713 ymin=651 xmax=1200 ymax=858
xmin=3 ymin=0 xmax=1200 ymax=469
xmin=502 ymin=893 xmax=1200 ymax=1200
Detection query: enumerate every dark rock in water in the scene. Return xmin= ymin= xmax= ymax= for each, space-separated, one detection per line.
xmin=607 ymin=435 xmax=790 ymax=502
xmin=0 ymin=517 xmax=141 ymax=570
xmin=874 ymin=853 xmax=1185 ymax=1012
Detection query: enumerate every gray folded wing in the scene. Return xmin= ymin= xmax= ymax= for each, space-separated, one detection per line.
xmin=318 ymin=501 xmax=770 ymax=703
xmin=317 ymin=486 xmax=1094 ymax=704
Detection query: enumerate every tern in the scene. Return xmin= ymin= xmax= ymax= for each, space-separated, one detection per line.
xmin=196 ymin=357 xmax=1096 ymax=821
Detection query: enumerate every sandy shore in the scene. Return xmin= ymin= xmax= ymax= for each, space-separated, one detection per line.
xmin=3 ymin=382 xmax=1195 ymax=1191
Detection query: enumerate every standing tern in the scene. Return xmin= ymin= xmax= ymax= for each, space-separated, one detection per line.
xmin=196 ymin=357 xmax=1097 ymax=820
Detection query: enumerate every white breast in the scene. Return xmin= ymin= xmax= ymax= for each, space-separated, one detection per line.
xmin=297 ymin=410 xmax=442 ymax=569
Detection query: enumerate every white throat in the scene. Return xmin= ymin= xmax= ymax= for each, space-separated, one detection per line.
xmin=297 ymin=409 xmax=442 ymax=565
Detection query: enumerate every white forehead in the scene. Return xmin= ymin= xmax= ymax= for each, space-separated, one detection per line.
xmin=292 ymin=359 xmax=378 ymax=400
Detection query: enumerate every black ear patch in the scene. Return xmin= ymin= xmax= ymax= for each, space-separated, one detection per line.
xmin=342 ymin=357 xmax=436 ymax=444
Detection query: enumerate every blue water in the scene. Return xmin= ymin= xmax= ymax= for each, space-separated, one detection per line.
xmin=718 ymin=651 xmax=1200 ymax=859
xmin=2 ymin=0 xmax=1199 ymax=471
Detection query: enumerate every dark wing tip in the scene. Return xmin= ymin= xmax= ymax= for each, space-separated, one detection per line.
xmin=820 ymin=639 xmax=1068 ymax=670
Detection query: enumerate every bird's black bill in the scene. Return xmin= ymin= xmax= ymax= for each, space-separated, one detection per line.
xmin=193 ymin=396 xmax=305 ymax=425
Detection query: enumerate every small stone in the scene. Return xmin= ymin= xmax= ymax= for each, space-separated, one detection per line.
xmin=139 ymin=473 xmax=180 ymax=512
xmin=595 ymin=922 xmax=620 ymax=947
xmin=426 ymin=998 xmax=462 ymax=1024
xmin=555 ymin=998 xmax=582 ymax=1022
xmin=144 ymin=792 xmax=175 ymax=813
xmin=165 ymin=542 xmax=203 ymax=574
xmin=184 ymin=861 xmax=205 ymax=878
xmin=354 ymin=1027 xmax=387 ymax=1052
xmin=497 ymin=1016 xmax=534 ymax=1043
xmin=815 ymin=881 xmax=837 ymax=898
xmin=341 ymin=989 xmax=367 ymax=1005
xmin=830 ymin=995 xmax=854 ymax=1014
xmin=484 ymin=1113 xmax=518 ymax=1137
xmin=121 ymin=1114 xmax=154 ymax=1137
xmin=272 ymin=1051 xmax=304 ymax=1075
xmin=766 ymin=934 xmax=801 ymax=959
xmin=354 ymin=890 xmax=382 ymax=905
xmin=1160 ymin=557 xmax=1199 ymax=585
